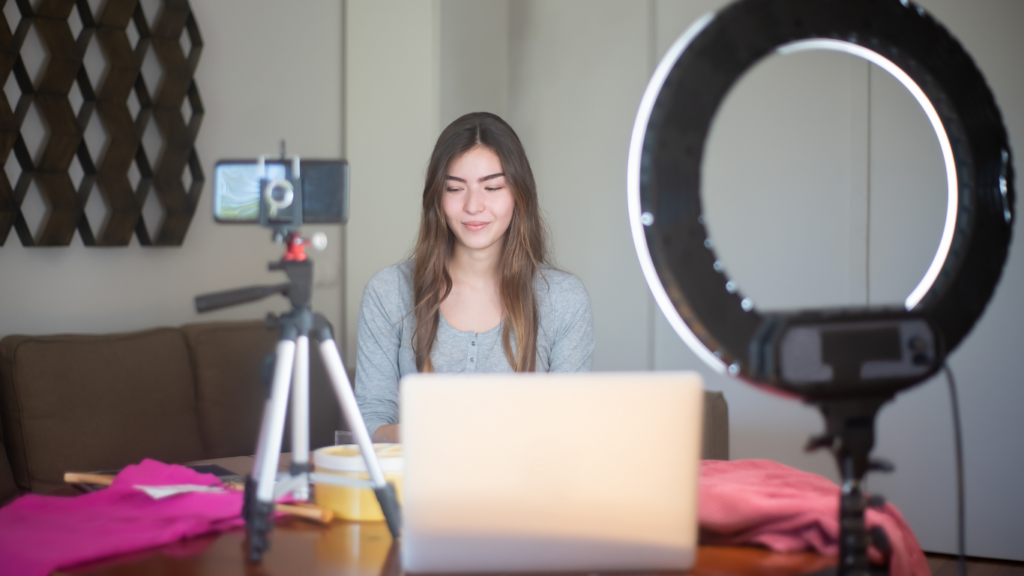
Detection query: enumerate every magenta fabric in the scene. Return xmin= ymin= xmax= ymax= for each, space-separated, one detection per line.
xmin=699 ymin=459 xmax=929 ymax=576
xmin=0 ymin=459 xmax=247 ymax=576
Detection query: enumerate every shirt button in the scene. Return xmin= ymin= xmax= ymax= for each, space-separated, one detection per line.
xmin=471 ymin=341 xmax=476 ymax=346
xmin=470 ymin=358 xmax=475 ymax=362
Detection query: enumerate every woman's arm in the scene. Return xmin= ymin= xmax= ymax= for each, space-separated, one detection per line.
xmin=547 ymin=274 xmax=595 ymax=372
xmin=353 ymin=268 xmax=406 ymax=436
xmin=373 ymin=423 xmax=401 ymax=442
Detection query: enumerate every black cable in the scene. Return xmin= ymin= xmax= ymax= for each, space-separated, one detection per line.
xmin=943 ymin=363 xmax=966 ymax=576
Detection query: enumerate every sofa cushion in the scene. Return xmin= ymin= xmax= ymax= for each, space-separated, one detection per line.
xmin=181 ymin=321 xmax=342 ymax=460
xmin=0 ymin=329 xmax=207 ymax=493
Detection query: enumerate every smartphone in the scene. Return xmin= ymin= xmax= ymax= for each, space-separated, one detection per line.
xmin=213 ymin=159 xmax=349 ymax=224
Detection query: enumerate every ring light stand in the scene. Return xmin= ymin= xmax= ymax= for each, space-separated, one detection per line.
xmin=627 ymin=1 xmax=1014 ymax=574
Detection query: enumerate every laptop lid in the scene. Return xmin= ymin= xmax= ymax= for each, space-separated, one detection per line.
xmin=400 ymin=371 xmax=704 ymax=573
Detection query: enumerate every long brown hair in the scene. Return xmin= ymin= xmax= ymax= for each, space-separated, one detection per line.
xmin=412 ymin=112 xmax=547 ymax=372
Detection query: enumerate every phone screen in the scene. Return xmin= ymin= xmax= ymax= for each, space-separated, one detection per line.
xmin=213 ymin=159 xmax=348 ymax=224
xmin=214 ymin=162 xmax=288 ymax=222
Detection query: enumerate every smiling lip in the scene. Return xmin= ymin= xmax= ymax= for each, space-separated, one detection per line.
xmin=463 ymin=221 xmax=489 ymax=231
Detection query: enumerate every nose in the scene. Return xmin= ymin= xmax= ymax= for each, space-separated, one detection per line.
xmin=464 ymin=186 xmax=484 ymax=215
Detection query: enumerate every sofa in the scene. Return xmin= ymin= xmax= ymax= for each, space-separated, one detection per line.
xmin=0 ymin=320 xmax=342 ymax=502
xmin=0 ymin=321 xmax=729 ymax=506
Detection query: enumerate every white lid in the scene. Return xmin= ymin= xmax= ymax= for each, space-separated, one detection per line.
xmin=313 ymin=444 xmax=403 ymax=473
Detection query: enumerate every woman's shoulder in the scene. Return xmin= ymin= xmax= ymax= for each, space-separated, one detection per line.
xmin=367 ymin=259 xmax=414 ymax=284
xmin=363 ymin=260 xmax=415 ymax=303
xmin=534 ymin=266 xmax=590 ymax=306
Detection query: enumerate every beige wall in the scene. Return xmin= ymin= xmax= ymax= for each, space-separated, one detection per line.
xmin=0 ymin=1 xmax=345 ymax=340
xmin=440 ymin=0 xmax=509 ymax=127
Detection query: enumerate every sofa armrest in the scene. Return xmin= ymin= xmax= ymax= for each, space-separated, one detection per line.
xmin=0 ymin=412 xmax=17 ymax=506
xmin=702 ymin=390 xmax=729 ymax=460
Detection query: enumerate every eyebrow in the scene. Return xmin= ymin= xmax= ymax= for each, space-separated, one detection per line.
xmin=445 ymin=172 xmax=505 ymax=183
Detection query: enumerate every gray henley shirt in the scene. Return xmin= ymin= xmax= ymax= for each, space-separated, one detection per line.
xmin=354 ymin=259 xmax=594 ymax=435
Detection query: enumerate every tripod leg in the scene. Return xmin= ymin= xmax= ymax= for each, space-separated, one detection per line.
xmin=248 ymin=337 xmax=297 ymax=562
xmin=313 ymin=315 xmax=402 ymax=539
xmin=244 ymin=401 xmax=273 ymax=527
xmin=290 ymin=335 xmax=311 ymax=502
xmin=250 ymin=400 xmax=274 ymax=493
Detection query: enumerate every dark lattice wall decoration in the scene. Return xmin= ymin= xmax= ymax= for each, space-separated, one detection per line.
xmin=0 ymin=0 xmax=203 ymax=247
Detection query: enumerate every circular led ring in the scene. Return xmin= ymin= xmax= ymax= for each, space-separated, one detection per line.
xmin=628 ymin=0 xmax=1014 ymax=383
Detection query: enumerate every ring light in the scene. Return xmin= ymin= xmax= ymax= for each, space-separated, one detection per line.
xmin=628 ymin=1 xmax=1014 ymax=572
xmin=628 ymin=0 xmax=1014 ymax=400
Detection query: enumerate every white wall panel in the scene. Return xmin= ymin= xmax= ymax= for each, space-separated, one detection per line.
xmin=506 ymin=1 xmax=654 ymax=371
xmin=345 ymin=0 xmax=441 ymax=364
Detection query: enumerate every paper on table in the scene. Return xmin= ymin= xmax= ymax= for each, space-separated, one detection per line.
xmin=134 ymin=484 xmax=227 ymax=499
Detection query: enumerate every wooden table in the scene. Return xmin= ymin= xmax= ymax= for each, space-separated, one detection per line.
xmin=57 ymin=456 xmax=835 ymax=576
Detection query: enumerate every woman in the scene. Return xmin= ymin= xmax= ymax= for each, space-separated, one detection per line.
xmin=354 ymin=112 xmax=594 ymax=441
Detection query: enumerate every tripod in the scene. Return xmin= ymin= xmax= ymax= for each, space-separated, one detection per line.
xmin=195 ymin=232 xmax=401 ymax=562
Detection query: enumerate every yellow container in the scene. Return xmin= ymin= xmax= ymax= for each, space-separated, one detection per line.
xmin=313 ymin=444 xmax=403 ymax=522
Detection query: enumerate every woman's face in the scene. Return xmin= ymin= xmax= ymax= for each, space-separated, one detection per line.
xmin=442 ymin=145 xmax=515 ymax=255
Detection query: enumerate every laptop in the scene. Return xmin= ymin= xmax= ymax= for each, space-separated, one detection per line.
xmin=400 ymin=371 xmax=704 ymax=573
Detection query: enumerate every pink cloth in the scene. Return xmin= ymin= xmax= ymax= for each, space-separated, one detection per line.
xmin=699 ymin=459 xmax=928 ymax=576
xmin=0 ymin=459 xmax=247 ymax=576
